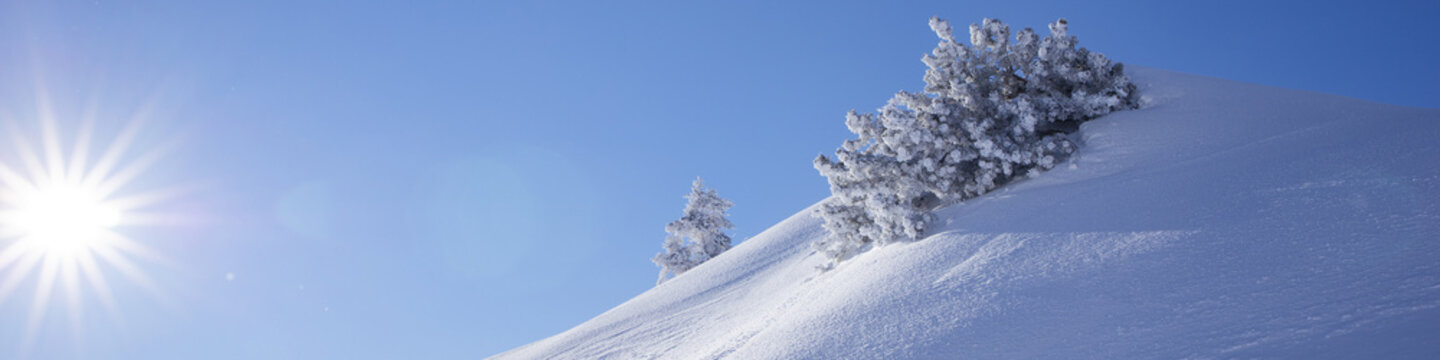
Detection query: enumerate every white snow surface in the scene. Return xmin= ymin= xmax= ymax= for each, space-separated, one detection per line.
xmin=495 ymin=68 xmax=1440 ymax=359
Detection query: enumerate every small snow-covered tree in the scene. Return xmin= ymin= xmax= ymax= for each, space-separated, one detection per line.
xmin=652 ymin=234 xmax=694 ymax=285
xmin=653 ymin=177 xmax=735 ymax=284
xmin=813 ymin=17 xmax=1138 ymax=266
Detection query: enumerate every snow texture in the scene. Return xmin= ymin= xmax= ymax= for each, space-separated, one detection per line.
xmin=495 ymin=68 xmax=1440 ymax=359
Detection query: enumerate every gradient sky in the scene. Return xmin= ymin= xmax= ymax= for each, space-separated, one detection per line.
xmin=0 ymin=0 xmax=1436 ymax=358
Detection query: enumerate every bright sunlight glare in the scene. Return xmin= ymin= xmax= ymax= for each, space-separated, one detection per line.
xmin=0 ymin=93 xmax=183 ymax=357
xmin=10 ymin=185 xmax=122 ymax=256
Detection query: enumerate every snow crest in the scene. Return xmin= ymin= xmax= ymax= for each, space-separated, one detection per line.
xmin=495 ymin=68 xmax=1440 ymax=359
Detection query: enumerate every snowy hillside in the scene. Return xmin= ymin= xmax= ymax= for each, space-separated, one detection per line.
xmin=494 ymin=68 xmax=1440 ymax=359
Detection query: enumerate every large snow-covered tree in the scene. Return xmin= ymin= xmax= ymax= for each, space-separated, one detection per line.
xmin=813 ymin=17 xmax=1139 ymax=266
xmin=653 ymin=177 xmax=735 ymax=284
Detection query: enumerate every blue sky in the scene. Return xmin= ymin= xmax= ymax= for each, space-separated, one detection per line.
xmin=0 ymin=0 xmax=1435 ymax=358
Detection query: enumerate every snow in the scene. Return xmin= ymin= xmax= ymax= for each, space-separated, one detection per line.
xmin=493 ymin=68 xmax=1440 ymax=359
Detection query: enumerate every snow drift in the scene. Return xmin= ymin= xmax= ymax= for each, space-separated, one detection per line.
xmin=494 ymin=68 xmax=1440 ymax=359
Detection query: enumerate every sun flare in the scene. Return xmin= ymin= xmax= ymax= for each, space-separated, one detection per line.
xmin=0 ymin=105 xmax=179 ymax=354
xmin=6 ymin=184 xmax=122 ymax=256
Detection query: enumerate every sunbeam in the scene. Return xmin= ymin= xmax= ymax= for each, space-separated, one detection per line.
xmin=0 ymin=103 xmax=179 ymax=356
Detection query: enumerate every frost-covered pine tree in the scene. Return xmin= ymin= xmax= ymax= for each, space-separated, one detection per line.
xmin=813 ymin=17 xmax=1139 ymax=267
xmin=652 ymin=234 xmax=694 ymax=285
xmin=653 ymin=177 xmax=735 ymax=284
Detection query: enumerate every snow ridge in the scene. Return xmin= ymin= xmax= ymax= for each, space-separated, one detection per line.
xmin=495 ymin=68 xmax=1440 ymax=359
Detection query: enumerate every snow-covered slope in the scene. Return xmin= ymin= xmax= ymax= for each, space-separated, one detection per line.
xmin=495 ymin=68 xmax=1440 ymax=359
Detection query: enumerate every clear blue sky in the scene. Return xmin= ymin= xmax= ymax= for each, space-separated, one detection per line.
xmin=0 ymin=0 xmax=1435 ymax=358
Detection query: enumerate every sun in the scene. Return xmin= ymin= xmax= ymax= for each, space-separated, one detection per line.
xmin=0 ymin=107 xmax=177 ymax=355
xmin=7 ymin=183 xmax=122 ymax=256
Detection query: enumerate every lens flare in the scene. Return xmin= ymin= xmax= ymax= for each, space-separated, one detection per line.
xmin=0 ymin=97 xmax=181 ymax=356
